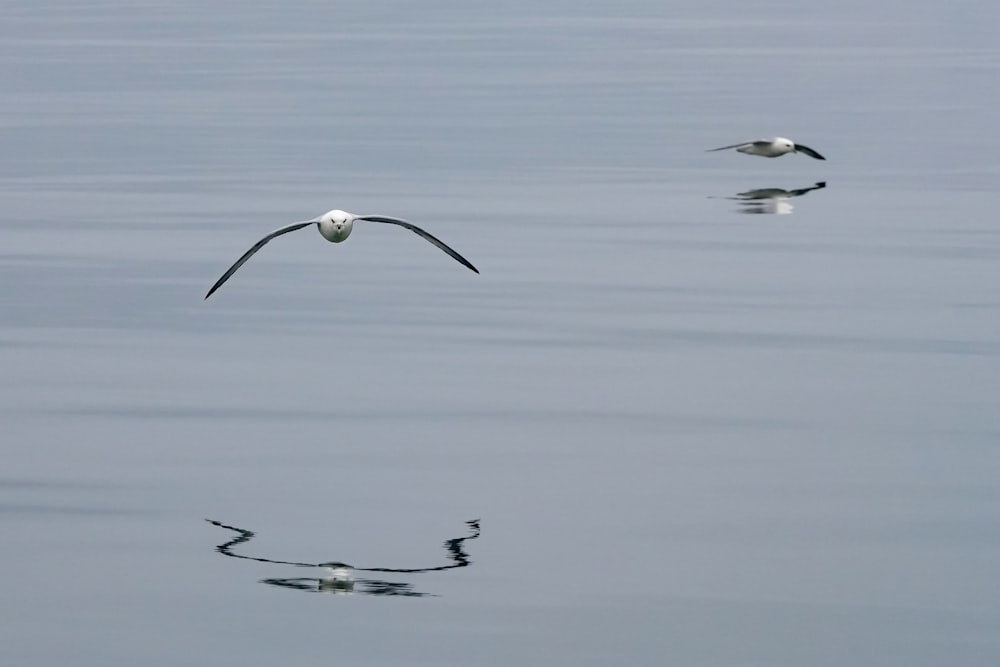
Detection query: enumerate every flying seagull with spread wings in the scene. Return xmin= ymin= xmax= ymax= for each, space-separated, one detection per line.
xmin=205 ymin=209 xmax=478 ymax=299
xmin=707 ymin=137 xmax=826 ymax=160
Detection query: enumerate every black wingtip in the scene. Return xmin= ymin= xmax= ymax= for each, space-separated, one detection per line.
xmin=795 ymin=144 xmax=826 ymax=160
xmin=204 ymin=283 xmax=224 ymax=299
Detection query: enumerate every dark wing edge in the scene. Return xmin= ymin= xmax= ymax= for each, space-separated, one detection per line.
xmin=204 ymin=221 xmax=315 ymax=299
xmin=794 ymin=144 xmax=826 ymax=160
xmin=357 ymin=216 xmax=479 ymax=274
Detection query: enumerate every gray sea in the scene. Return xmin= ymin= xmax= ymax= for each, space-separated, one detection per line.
xmin=2 ymin=2 xmax=999 ymax=665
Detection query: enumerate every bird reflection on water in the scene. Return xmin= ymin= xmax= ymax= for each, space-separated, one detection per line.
xmin=722 ymin=181 xmax=827 ymax=215
xmin=205 ymin=518 xmax=481 ymax=597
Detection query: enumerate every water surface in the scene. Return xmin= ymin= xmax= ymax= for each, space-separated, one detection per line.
xmin=2 ymin=2 xmax=999 ymax=665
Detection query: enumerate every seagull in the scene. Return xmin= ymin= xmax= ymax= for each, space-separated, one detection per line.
xmin=205 ymin=209 xmax=479 ymax=299
xmin=707 ymin=137 xmax=826 ymax=160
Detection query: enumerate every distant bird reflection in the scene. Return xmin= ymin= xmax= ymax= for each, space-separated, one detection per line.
xmin=723 ymin=181 xmax=827 ymax=215
xmin=205 ymin=518 xmax=481 ymax=597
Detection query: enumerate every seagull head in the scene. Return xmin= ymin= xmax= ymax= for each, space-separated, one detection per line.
xmin=317 ymin=209 xmax=355 ymax=243
xmin=774 ymin=137 xmax=795 ymax=153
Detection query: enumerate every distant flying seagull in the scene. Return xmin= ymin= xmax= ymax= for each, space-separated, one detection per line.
xmin=205 ymin=209 xmax=479 ymax=299
xmin=707 ymin=137 xmax=826 ymax=160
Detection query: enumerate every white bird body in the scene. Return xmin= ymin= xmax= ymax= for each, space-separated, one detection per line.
xmin=205 ymin=208 xmax=478 ymax=299
xmin=316 ymin=209 xmax=354 ymax=242
xmin=708 ymin=137 xmax=826 ymax=160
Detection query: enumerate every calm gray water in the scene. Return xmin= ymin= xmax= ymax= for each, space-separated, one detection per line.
xmin=2 ymin=1 xmax=999 ymax=665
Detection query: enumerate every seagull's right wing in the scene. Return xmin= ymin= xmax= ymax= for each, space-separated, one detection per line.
xmin=706 ymin=141 xmax=752 ymax=152
xmin=794 ymin=144 xmax=826 ymax=160
xmin=356 ymin=215 xmax=479 ymax=274
xmin=205 ymin=221 xmax=315 ymax=299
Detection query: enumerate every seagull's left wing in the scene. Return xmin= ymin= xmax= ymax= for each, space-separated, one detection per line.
xmin=356 ymin=216 xmax=479 ymax=274
xmin=706 ymin=141 xmax=752 ymax=152
xmin=794 ymin=143 xmax=826 ymax=160
xmin=204 ymin=221 xmax=315 ymax=299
